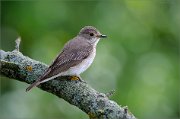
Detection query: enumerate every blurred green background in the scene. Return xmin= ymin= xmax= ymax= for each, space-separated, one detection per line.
xmin=0 ymin=0 xmax=179 ymax=119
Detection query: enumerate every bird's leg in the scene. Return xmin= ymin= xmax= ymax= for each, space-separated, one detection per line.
xmin=76 ymin=75 xmax=85 ymax=82
xmin=69 ymin=75 xmax=80 ymax=80
xmin=68 ymin=75 xmax=85 ymax=82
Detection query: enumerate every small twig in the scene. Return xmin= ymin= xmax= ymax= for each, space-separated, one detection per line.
xmin=123 ymin=106 xmax=128 ymax=114
xmin=14 ymin=37 xmax=21 ymax=52
xmin=105 ymin=89 xmax=115 ymax=98
xmin=122 ymin=106 xmax=129 ymax=119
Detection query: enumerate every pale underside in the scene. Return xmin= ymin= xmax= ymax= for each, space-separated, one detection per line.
xmin=41 ymin=47 xmax=96 ymax=83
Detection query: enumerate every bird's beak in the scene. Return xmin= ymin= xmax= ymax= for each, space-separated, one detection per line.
xmin=97 ymin=34 xmax=107 ymax=38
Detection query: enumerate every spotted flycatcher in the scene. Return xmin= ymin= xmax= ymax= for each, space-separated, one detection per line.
xmin=26 ymin=26 xmax=107 ymax=91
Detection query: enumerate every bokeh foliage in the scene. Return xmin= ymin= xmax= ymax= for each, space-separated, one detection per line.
xmin=0 ymin=1 xmax=179 ymax=119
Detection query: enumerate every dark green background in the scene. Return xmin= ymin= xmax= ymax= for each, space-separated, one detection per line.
xmin=0 ymin=1 xmax=179 ymax=119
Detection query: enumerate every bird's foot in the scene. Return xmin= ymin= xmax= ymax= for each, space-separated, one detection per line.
xmin=68 ymin=75 xmax=86 ymax=83
xmin=70 ymin=75 xmax=80 ymax=80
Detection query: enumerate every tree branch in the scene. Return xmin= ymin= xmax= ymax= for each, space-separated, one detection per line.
xmin=0 ymin=41 xmax=136 ymax=119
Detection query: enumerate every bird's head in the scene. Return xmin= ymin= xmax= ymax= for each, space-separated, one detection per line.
xmin=79 ymin=26 xmax=107 ymax=45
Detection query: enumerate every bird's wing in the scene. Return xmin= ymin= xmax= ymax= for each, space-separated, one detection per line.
xmin=41 ymin=45 xmax=93 ymax=80
xmin=26 ymin=38 xmax=93 ymax=91
xmin=26 ymin=44 xmax=93 ymax=91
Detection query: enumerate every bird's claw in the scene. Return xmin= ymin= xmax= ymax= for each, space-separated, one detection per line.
xmin=70 ymin=76 xmax=80 ymax=80
xmin=68 ymin=75 xmax=86 ymax=83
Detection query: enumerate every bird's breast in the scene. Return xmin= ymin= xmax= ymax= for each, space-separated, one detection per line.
xmin=68 ymin=48 xmax=96 ymax=75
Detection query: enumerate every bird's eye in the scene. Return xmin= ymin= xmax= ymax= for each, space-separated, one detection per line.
xmin=90 ymin=33 xmax=94 ymax=36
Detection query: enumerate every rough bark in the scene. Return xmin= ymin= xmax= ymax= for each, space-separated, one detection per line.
xmin=0 ymin=41 xmax=136 ymax=119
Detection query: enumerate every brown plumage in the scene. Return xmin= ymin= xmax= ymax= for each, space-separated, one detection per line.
xmin=26 ymin=26 xmax=107 ymax=91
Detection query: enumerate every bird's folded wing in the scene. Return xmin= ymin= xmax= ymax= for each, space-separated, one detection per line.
xmin=37 ymin=45 xmax=93 ymax=82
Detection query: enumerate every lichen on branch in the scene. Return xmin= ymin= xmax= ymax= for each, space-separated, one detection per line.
xmin=0 ymin=39 xmax=136 ymax=119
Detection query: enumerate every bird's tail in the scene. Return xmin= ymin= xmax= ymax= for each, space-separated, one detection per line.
xmin=26 ymin=80 xmax=41 ymax=92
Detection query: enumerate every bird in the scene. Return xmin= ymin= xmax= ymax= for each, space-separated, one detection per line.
xmin=26 ymin=26 xmax=107 ymax=91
